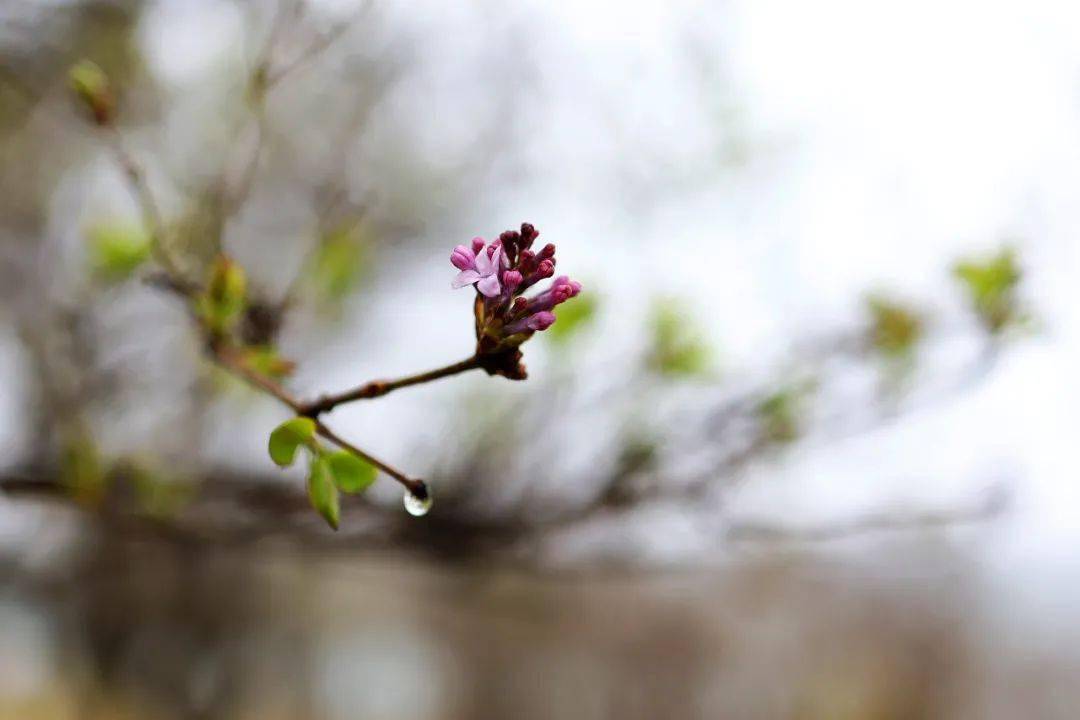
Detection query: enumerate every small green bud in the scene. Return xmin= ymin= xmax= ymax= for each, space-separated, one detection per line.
xmin=68 ymin=60 xmax=114 ymax=125
xmin=199 ymin=255 xmax=247 ymax=334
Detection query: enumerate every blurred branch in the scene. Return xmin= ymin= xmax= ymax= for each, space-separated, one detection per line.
xmin=0 ymin=468 xmax=1009 ymax=559
xmin=218 ymin=0 xmax=301 ymax=221
xmin=263 ymin=2 xmax=369 ymax=88
xmin=726 ymin=483 xmax=1010 ymax=544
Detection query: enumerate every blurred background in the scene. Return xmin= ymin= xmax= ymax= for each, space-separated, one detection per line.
xmin=2 ymin=0 xmax=1080 ymax=717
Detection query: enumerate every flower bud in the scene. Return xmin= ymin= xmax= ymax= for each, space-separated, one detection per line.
xmin=518 ymin=249 xmax=537 ymax=275
xmin=504 ymin=310 xmax=556 ymax=335
xmin=520 ymin=223 xmax=539 ymax=248
xmin=527 ymin=311 xmax=556 ymax=331
xmin=451 ymin=245 xmax=475 ymax=270
xmin=503 ymin=270 xmax=523 ymax=294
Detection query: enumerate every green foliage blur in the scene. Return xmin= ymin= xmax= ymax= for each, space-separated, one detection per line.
xmin=308 ymin=224 xmax=373 ymax=304
xmin=756 ymin=388 xmax=802 ymax=444
xmin=866 ymin=294 xmax=923 ymax=359
xmin=953 ymin=247 xmax=1023 ymax=333
xmin=87 ymin=222 xmax=151 ymax=282
xmin=60 ymin=433 xmax=106 ymax=505
xmin=241 ymin=346 xmax=296 ymax=379
xmin=548 ymin=291 xmax=599 ymax=344
xmin=648 ymin=299 xmax=712 ymax=378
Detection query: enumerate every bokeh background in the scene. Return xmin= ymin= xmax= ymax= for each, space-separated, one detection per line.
xmin=3 ymin=0 xmax=1080 ymax=718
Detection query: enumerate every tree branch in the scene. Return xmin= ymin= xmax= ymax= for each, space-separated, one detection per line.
xmin=301 ymin=355 xmax=483 ymax=416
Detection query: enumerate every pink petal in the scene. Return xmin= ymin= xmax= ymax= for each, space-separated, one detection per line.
xmin=477 ymin=273 xmax=502 ymax=297
xmin=475 ymin=246 xmax=494 ymax=275
xmin=452 ymin=269 xmax=481 ymax=289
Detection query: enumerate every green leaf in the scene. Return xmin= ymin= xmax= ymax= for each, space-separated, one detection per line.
xmin=307 ymin=454 xmax=340 ymax=530
xmin=326 ymin=450 xmax=377 ymax=494
xmin=648 ymin=299 xmax=712 ymax=378
xmin=548 ymin=292 xmax=598 ymax=344
xmin=87 ymin=222 xmax=151 ymax=282
xmin=268 ymin=417 xmax=316 ymax=467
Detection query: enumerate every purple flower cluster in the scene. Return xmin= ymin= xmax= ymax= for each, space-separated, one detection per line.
xmin=450 ymin=223 xmax=580 ymax=378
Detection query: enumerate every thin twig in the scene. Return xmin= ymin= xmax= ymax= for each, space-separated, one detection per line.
xmin=302 ymin=355 xmax=482 ymax=416
xmin=312 ymin=420 xmax=425 ymax=495
xmin=263 ymin=3 xmax=367 ymax=88
xmin=104 ymin=128 xmax=189 ymax=284
xmin=213 ymin=343 xmax=303 ymax=412
xmin=219 ymin=0 xmax=298 ymax=220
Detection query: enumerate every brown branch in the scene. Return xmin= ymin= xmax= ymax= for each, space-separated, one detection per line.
xmin=301 ymin=355 xmax=482 ymax=416
xmin=211 ymin=343 xmax=425 ymax=495
xmin=212 ymin=343 xmax=303 ymax=412
xmin=311 ymin=420 xmax=425 ymax=497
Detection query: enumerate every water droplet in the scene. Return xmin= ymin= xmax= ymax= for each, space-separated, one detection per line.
xmin=403 ymin=486 xmax=432 ymax=517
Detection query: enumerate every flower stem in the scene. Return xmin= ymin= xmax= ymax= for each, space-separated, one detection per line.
xmin=301 ymin=355 xmax=482 ymax=416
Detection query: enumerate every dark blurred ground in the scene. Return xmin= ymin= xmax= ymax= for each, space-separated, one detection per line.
xmin=2 ymin=510 xmax=1079 ymax=720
